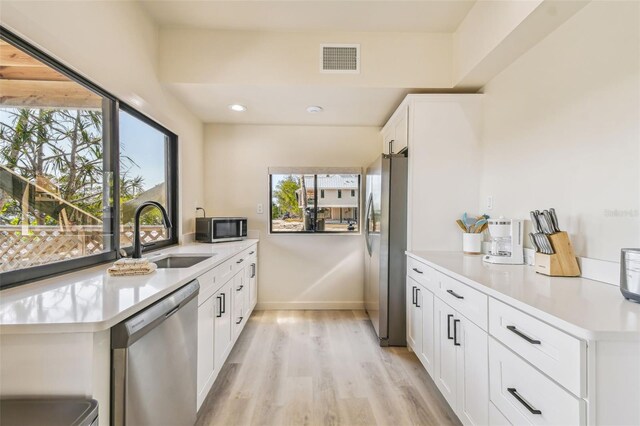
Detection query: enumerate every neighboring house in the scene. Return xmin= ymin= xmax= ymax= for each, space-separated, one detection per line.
xmin=297 ymin=175 xmax=358 ymax=222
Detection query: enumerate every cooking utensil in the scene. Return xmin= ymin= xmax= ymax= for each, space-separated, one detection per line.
xmin=472 ymin=218 xmax=488 ymax=233
xmin=529 ymin=233 xmax=540 ymax=252
xmin=456 ymin=219 xmax=468 ymax=232
xmin=549 ymin=208 xmax=560 ymax=232
xmin=542 ymin=210 xmax=556 ymax=235
xmin=530 ymin=211 xmax=542 ymax=233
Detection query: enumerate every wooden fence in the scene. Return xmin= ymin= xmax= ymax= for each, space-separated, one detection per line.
xmin=0 ymin=225 xmax=167 ymax=272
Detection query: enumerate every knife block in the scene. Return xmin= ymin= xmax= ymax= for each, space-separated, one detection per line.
xmin=534 ymin=231 xmax=581 ymax=277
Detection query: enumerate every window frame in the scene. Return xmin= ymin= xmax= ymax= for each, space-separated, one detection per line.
xmin=0 ymin=27 xmax=179 ymax=288
xmin=268 ymin=168 xmax=362 ymax=235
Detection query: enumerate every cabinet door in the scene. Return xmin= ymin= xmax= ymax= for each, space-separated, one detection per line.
xmin=434 ymin=298 xmax=457 ymax=410
xmin=419 ymin=287 xmax=435 ymax=375
xmin=406 ymin=278 xmax=422 ymax=352
xmin=214 ymin=281 xmax=232 ymax=370
xmin=382 ymin=126 xmax=394 ymax=154
xmin=249 ymin=260 xmax=257 ymax=309
xmin=232 ymin=272 xmax=245 ymax=338
xmin=456 ymin=315 xmax=489 ymax=426
xmin=393 ymin=109 xmax=408 ymax=153
xmin=197 ymin=296 xmax=215 ymax=409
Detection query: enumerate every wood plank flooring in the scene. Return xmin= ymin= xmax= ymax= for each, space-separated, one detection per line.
xmin=196 ymin=310 xmax=460 ymax=426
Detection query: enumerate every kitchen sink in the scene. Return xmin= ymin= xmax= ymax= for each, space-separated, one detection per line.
xmin=153 ymin=255 xmax=212 ymax=269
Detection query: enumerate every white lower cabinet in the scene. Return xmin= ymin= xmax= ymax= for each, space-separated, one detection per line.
xmin=434 ymin=297 xmax=488 ymax=426
xmin=214 ymin=280 xmax=233 ymax=373
xmin=196 ymin=294 xmax=216 ymax=408
xmin=407 ymin=278 xmax=423 ymax=352
xmin=419 ymin=285 xmax=435 ymax=375
xmin=489 ymin=338 xmax=585 ymax=425
xmin=196 ymin=243 xmax=259 ymax=411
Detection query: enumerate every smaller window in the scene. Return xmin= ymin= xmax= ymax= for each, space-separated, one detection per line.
xmin=351 ymin=190 xmax=355 ymax=197
xmin=321 ymin=190 xmax=325 ymax=198
xmin=338 ymin=190 xmax=342 ymax=198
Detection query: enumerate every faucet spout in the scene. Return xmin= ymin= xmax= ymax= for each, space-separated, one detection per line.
xmin=132 ymin=201 xmax=172 ymax=258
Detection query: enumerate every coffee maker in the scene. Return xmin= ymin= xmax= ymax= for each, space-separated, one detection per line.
xmin=483 ymin=218 xmax=524 ymax=265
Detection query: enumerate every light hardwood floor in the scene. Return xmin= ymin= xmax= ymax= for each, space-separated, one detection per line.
xmin=196 ymin=310 xmax=460 ymax=426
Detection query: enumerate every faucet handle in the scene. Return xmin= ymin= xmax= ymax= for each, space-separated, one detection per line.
xmin=118 ymin=249 xmax=128 ymax=258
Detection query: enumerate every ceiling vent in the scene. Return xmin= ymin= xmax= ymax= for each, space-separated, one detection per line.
xmin=320 ymin=44 xmax=360 ymax=73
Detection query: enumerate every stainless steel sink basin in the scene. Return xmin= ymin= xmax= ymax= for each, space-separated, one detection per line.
xmin=153 ymin=255 xmax=211 ymax=269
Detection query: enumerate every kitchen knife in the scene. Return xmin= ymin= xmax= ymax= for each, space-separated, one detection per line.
xmin=529 ymin=233 xmax=540 ymax=252
xmin=530 ymin=211 xmax=542 ymax=233
xmin=542 ymin=210 xmax=555 ymax=235
xmin=542 ymin=234 xmax=555 ymax=254
xmin=549 ymin=208 xmax=560 ymax=232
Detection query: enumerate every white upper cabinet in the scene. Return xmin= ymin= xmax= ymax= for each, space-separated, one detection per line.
xmin=381 ymin=104 xmax=408 ymax=154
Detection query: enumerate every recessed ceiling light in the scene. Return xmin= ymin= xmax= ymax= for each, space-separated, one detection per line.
xmin=306 ymin=106 xmax=324 ymax=113
xmin=228 ymin=104 xmax=247 ymax=112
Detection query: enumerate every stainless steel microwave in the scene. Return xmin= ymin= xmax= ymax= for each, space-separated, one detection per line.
xmin=195 ymin=217 xmax=247 ymax=243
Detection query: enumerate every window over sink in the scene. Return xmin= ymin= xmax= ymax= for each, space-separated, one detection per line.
xmin=268 ymin=167 xmax=361 ymax=234
xmin=0 ymin=28 xmax=178 ymax=288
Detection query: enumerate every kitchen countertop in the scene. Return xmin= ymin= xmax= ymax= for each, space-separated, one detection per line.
xmin=407 ymin=251 xmax=640 ymax=341
xmin=0 ymin=239 xmax=259 ymax=334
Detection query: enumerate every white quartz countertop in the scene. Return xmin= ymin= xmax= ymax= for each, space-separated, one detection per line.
xmin=0 ymin=240 xmax=259 ymax=334
xmin=407 ymin=251 xmax=640 ymax=341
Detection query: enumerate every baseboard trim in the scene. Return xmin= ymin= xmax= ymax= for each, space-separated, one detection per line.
xmin=256 ymin=301 xmax=364 ymax=310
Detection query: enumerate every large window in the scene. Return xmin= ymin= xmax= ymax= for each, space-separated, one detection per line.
xmin=0 ymin=29 xmax=177 ymax=287
xmin=269 ymin=168 xmax=361 ymax=234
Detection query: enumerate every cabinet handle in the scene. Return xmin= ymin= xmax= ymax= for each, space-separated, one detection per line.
xmin=507 ymin=388 xmax=542 ymax=415
xmin=447 ymin=314 xmax=454 ymax=340
xmin=412 ymin=267 xmax=423 ymax=274
xmin=216 ymin=296 xmax=222 ymax=318
xmin=236 ymin=285 xmax=244 ymax=292
xmin=507 ymin=325 xmax=541 ymax=344
xmin=412 ymin=286 xmax=417 ymax=305
xmin=389 ymin=139 xmax=395 ymax=154
xmin=221 ymin=293 xmax=226 ymax=314
xmin=251 ymin=263 xmax=256 ymax=278
xmin=447 ymin=289 xmax=464 ymax=300
xmin=415 ymin=288 xmax=421 ymax=308
xmin=249 ymin=251 xmax=255 ymax=255
xmin=236 ymin=258 xmax=244 ymax=264
xmin=453 ymin=319 xmax=460 ymax=346
xmin=236 ymin=316 xmax=243 ymax=325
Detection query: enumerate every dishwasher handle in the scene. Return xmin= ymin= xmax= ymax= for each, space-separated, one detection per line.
xmin=111 ymin=280 xmax=200 ymax=349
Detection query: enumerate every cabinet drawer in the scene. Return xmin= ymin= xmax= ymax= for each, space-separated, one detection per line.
xmin=490 ymin=402 xmax=511 ymax=426
xmin=407 ymin=257 xmax=437 ymax=293
xmin=197 ymin=268 xmax=217 ymax=305
xmin=490 ymin=338 xmax=585 ymax=426
xmin=489 ymin=299 xmax=586 ymax=397
xmin=434 ymin=270 xmax=488 ymax=331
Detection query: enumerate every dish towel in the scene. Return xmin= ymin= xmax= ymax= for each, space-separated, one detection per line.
xmin=108 ymin=258 xmax=157 ymax=276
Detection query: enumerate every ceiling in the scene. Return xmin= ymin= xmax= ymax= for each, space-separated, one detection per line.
xmin=139 ymin=1 xmax=475 ymax=33
xmin=140 ymin=0 xmax=477 ymax=126
xmin=166 ymin=84 xmax=411 ymax=126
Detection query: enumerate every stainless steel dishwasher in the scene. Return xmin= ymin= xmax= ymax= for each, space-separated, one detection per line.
xmin=111 ymin=280 xmax=199 ymax=426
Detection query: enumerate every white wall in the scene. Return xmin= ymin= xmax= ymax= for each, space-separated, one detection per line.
xmin=204 ymin=124 xmax=380 ymax=309
xmin=1 ymin=0 xmax=204 ymax=239
xmin=480 ymin=1 xmax=640 ymax=262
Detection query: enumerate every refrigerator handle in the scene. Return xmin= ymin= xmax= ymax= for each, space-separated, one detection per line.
xmin=365 ymin=193 xmax=374 ymax=256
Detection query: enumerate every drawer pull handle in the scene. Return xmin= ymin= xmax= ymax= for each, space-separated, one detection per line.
xmin=415 ymin=288 xmax=420 ymax=308
xmin=236 ymin=316 xmax=243 ymax=324
xmin=446 ymin=289 xmax=464 ymax=299
xmin=453 ymin=319 xmax=460 ymax=346
xmin=412 ymin=268 xmax=423 ymax=274
xmin=236 ymin=259 xmax=244 ymax=264
xmin=447 ymin=314 xmax=454 ymax=340
xmin=249 ymin=251 xmax=255 ymax=255
xmin=412 ymin=286 xmax=417 ymax=306
xmin=507 ymin=325 xmax=541 ymax=344
xmin=236 ymin=285 xmax=244 ymax=292
xmin=507 ymin=388 xmax=542 ymax=415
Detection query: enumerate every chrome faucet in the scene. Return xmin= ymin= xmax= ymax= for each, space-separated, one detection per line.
xmin=132 ymin=201 xmax=172 ymax=259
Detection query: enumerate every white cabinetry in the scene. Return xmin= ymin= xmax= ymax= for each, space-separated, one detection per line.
xmin=433 ymin=298 xmax=489 ymax=426
xmin=196 ymin=242 xmax=259 ymax=411
xmin=381 ymin=104 xmax=408 ymax=154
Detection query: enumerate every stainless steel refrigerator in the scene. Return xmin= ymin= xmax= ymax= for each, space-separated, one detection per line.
xmin=364 ymin=154 xmax=408 ymax=346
